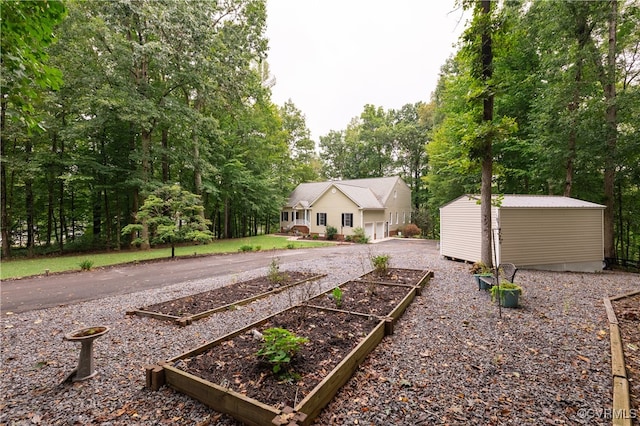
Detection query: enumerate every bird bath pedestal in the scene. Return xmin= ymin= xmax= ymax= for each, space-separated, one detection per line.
xmin=64 ymin=326 xmax=109 ymax=382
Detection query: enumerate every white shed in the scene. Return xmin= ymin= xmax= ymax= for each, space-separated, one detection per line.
xmin=439 ymin=195 xmax=605 ymax=272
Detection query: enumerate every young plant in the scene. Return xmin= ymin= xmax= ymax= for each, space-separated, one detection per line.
xmin=268 ymin=257 xmax=287 ymax=284
xmin=331 ymin=286 xmax=343 ymax=308
xmin=256 ymin=327 xmax=308 ymax=374
xmin=371 ymin=254 xmax=390 ymax=276
xmin=490 ymin=281 xmax=522 ymax=302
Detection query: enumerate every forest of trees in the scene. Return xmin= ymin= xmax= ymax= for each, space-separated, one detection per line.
xmin=2 ymin=0 xmax=639 ymax=263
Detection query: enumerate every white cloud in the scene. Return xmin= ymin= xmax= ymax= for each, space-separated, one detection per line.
xmin=265 ymin=0 xmax=469 ymax=141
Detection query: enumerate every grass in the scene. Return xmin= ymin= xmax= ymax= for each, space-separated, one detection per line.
xmin=0 ymin=235 xmax=332 ymax=280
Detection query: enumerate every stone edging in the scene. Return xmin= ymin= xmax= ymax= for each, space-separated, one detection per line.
xmin=603 ymin=290 xmax=640 ymax=426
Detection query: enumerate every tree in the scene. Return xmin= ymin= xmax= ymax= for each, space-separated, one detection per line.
xmin=1 ymin=0 xmax=66 ymax=258
xmin=121 ymin=184 xmax=212 ymax=258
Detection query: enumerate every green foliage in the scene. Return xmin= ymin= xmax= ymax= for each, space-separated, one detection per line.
xmin=122 ymin=184 xmax=213 ymax=248
xmin=371 ymin=254 xmax=390 ymax=276
xmin=490 ymin=282 xmax=522 ymax=303
xmin=470 ymin=261 xmax=492 ymax=275
xmin=351 ymin=227 xmax=369 ymax=244
xmin=286 ymin=242 xmax=296 ymax=249
xmin=79 ymin=259 xmax=94 ymax=271
xmin=326 ymin=226 xmax=338 ymax=241
xmin=239 ymin=245 xmax=254 ymax=252
xmin=331 ymin=287 xmax=343 ymax=308
xmin=256 ymin=328 xmax=308 ymax=374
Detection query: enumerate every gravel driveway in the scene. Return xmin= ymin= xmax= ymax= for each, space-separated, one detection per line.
xmin=1 ymin=239 xmax=638 ymax=425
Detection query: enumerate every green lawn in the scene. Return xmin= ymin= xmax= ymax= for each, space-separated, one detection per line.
xmin=0 ymin=235 xmax=332 ymax=280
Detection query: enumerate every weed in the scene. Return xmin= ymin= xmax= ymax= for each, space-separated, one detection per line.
xmin=79 ymin=259 xmax=94 ymax=271
xmin=268 ymin=257 xmax=288 ymax=284
xmin=256 ymin=327 xmax=308 ymax=374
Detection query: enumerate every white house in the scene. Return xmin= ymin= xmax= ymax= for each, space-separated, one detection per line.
xmin=281 ymin=176 xmax=412 ymax=241
xmin=439 ymin=194 xmax=605 ymax=272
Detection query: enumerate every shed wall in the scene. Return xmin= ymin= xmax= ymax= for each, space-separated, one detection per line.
xmin=499 ymin=208 xmax=603 ymax=267
xmin=440 ymin=197 xmax=483 ymax=262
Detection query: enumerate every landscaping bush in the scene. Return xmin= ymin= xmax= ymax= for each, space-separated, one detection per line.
xmin=326 ymin=226 xmax=338 ymax=241
xmin=401 ymin=223 xmax=421 ymax=238
xmin=351 ymin=227 xmax=369 ymax=244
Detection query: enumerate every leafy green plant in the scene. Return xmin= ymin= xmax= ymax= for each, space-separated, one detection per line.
xmin=331 ymin=286 xmax=343 ymax=308
xmin=256 ymin=328 xmax=308 ymax=374
xmin=326 ymin=225 xmax=338 ymax=241
xmin=351 ymin=227 xmax=369 ymax=244
xmin=490 ymin=281 xmax=522 ymax=302
xmin=239 ymin=244 xmax=254 ymax=252
xmin=286 ymin=242 xmax=295 ymax=249
xmin=371 ymin=254 xmax=390 ymax=276
xmin=79 ymin=259 xmax=94 ymax=271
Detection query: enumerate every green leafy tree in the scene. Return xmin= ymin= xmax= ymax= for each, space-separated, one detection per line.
xmin=121 ymin=184 xmax=213 ymax=257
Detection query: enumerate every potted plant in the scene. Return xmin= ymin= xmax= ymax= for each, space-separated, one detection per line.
xmin=490 ymin=281 xmax=522 ymax=308
xmin=470 ymin=261 xmax=493 ymax=289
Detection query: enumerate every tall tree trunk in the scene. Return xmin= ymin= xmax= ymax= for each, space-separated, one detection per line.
xmin=139 ymin=129 xmax=152 ymax=249
xmin=1 ymin=97 xmax=11 ymax=258
xmin=224 ymin=197 xmax=232 ymax=239
xmin=480 ymin=0 xmax=494 ymax=267
xmin=25 ymin=140 xmax=35 ymax=257
xmin=603 ymin=0 xmax=617 ymax=260
xmin=161 ymin=127 xmax=169 ymax=183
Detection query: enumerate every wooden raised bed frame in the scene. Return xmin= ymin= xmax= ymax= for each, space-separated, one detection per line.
xmin=146 ymin=268 xmax=433 ymax=426
xmin=127 ymin=273 xmax=325 ymax=327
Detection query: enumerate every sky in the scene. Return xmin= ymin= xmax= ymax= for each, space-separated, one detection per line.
xmin=264 ymin=0 xmax=470 ymax=142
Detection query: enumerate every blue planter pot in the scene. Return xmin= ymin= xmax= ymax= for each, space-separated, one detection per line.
xmin=473 ymin=273 xmax=493 ymax=290
xmin=500 ymin=289 xmax=520 ymax=308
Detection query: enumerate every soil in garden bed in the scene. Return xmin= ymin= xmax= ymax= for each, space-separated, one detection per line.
xmin=306 ymin=281 xmax=412 ymax=317
xmin=177 ymin=306 xmax=380 ymax=409
xmin=357 ymin=268 xmax=427 ymax=286
xmin=139 ymin=271 xmax=318 ymax=317
xmin=612 ymin=293 xmax=640 ymax=417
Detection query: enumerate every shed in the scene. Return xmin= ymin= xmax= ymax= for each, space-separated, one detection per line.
xmin=439 ymin=194 xmax=605 ymax=272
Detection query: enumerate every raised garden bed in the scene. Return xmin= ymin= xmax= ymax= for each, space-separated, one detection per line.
xmin=356 ymin=267 xmax=432 ymax=291
xmin=145 ymin=269 xmax=434 ymax=425
xmin=127 ymin=271 xmax=324 ymax=326
xmin=608 ymin=290 xmax=640 ymax=423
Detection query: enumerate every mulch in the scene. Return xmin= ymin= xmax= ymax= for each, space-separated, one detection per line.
xmin=178 ymin=305 xmax=381 ymax=409
xmin=611 ymin=293 xmax=640 ymax=419
xmin=138 ymin=271 xmax=318 ymax=317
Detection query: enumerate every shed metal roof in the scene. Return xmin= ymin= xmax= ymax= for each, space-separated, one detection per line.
xmin=444 ymin=194 xmax=605 ymax=209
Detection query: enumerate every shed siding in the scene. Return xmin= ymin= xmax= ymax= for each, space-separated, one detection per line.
xmin=440 ymin=197 xmax=482 ymax=261
xmin=499 ymin=208 xmax=603 ymax=266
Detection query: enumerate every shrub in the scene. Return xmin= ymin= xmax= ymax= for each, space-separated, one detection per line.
xmin=371 ymin=254 xmax=390 ymax=276
xmin=267 ymin=257 xmax=287 ymax=284
xmin=256 ymin=327 xmax=308 ymax=374
xmin=286 ymin=242 xmax=295 ymax=249
xmin=239 ymin=244 xmax=254 ymax=252
xmin=401 ymin=223 xmax=421 ymax=238
xmin=351 ymin=227 xmax=369 ymax=244
xmin=326 ymin=226 xmax=338 ymax=241
xmin=312 ymin=234 xmax=319 ymax=240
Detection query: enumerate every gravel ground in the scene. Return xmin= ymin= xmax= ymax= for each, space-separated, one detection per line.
xmin=1 ymin=239 xmax=638 ymax=425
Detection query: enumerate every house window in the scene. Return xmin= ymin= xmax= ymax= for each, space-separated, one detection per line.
xmin=396 ymin=212 xmax=399 ymax=224
xmin=281 ymin=211 xmax=289 ymax=221
xmin=403 ymin=212 xmax=406 ymax=224
xmin=341 ymin=213 xmax=353 ymax=227
xmin=389 ymin=212 xmax=393 ymax=224
xmin=317 ymin=212 xmax=327 ymax=226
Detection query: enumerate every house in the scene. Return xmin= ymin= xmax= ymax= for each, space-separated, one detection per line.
xmin=281 ymin=176 xmax=412 ymax=241
xmin=439 ymin=194 xmax=605 ymax=272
